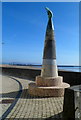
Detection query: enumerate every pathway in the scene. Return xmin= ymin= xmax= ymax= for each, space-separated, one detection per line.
xmin=1 ymin=75 xmax=64 ymax=119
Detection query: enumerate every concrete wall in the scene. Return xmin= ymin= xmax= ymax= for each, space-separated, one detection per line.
xmin=1 ymin=66 xmax=81 ymax=86
xmin=58 ymin=70 xmax=81 ymax=86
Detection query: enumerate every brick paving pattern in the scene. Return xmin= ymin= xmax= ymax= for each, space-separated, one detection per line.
xmin=1 ymin=77 xmax=64 ymax=119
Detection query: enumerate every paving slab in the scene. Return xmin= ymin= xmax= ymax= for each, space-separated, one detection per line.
xmin=1 ymin=75 xmax=64 ymax=119
xmin=0 ymin=75 xmax=20 ymax=118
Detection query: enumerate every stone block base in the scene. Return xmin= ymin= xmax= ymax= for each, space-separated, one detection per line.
xmin=36 ymin=75 xmax=63 ymax=87
xmin=28 ymin=82 xmax=70 ymax=97
xmin=63 ymin=85 xmax=81 ymax=119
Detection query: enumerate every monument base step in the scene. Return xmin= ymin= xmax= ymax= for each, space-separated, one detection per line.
xmin=36 ymin=75 xmax=63 ymax=87
xmin=28 ymin=82 xmax=70 ymax=97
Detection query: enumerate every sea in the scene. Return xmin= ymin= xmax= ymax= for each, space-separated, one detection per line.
xmin=31 ymin=65 xmax=81 ymax=72
xmin=2 ymin=63 xmax=81 ymax=72
xmin=58 ymin=66 xmax=81 ymax=72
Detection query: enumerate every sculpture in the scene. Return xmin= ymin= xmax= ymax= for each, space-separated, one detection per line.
xmin=45 ymin=7 xmax=53 ymax=18
xmin=28 ymin=7 xmax=70 ymax=97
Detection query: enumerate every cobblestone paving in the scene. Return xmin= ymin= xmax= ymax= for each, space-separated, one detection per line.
xmin=0 ymin=75 xmax=19 ymax=118
xmin=1 ymin=103 xmax=11 ymax=115
xmin=2 ymin=77 xmax=64 ymax=119
xmin=0 ymin=102 xmax=11 ymax=118
xmin=0 ymin=97 xmax=14 ymax=118
xmin=6 ymin=91 xmax=63 ymax=119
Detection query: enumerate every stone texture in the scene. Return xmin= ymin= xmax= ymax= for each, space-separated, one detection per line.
xmin=63 ymin=88 xmax=75 ymax=120
xmin=28 ymin=82 xmax=70 ymax=97
xmin=2 ymin=76 xmax=64 ymax=119
xmin=63 ymin=85 xmax=81 ymax=120
xmin=41 ymin=61 xmax=58 ymax=77
xmin=36 ymin=75 xmax=63 ymax=87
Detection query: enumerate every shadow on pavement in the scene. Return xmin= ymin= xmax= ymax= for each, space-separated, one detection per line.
xmin=1 ymin=91 xmax=19 ymax=98
xmin=45 ymin=112 xmax=63 ymax=120
xmin=1 ymin=88 xmax=63 ymax=119
xmin=1 ymin=89 xmax=64 ymax=99
xmin=1 ymin=89 xmax=43 ymax=99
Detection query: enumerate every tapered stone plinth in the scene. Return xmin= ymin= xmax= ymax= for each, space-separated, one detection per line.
xmin=29 ymin=75 xmax=70 ymax=97
xmin=28 ymin=7 xmax=70 ymax=97
xmin=28 ymin=82 xmax=70 ymax=97
xmin=36 ymin=76 xmax=63 ymax=87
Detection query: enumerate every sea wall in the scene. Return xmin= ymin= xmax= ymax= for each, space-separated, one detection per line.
xmin=1 ymin=66 xmax=81 ymax=86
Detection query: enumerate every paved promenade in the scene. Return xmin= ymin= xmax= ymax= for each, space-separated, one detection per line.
xmin=0 ymin=75 xmax=20 ymax=119
xmin=1 ymin=75 xmax=64 ymax=119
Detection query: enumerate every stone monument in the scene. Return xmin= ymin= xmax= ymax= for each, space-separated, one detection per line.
xmin=28 ymin=7 xmax=70 ymax=97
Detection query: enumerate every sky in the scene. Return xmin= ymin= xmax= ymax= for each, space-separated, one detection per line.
xmin=2 ymin=2 xmax=79 ymax=65
xmin=0 ymin=2 xmax=2 ymax=65
xmin=80 ymin=2 xmax=81 ymax=66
